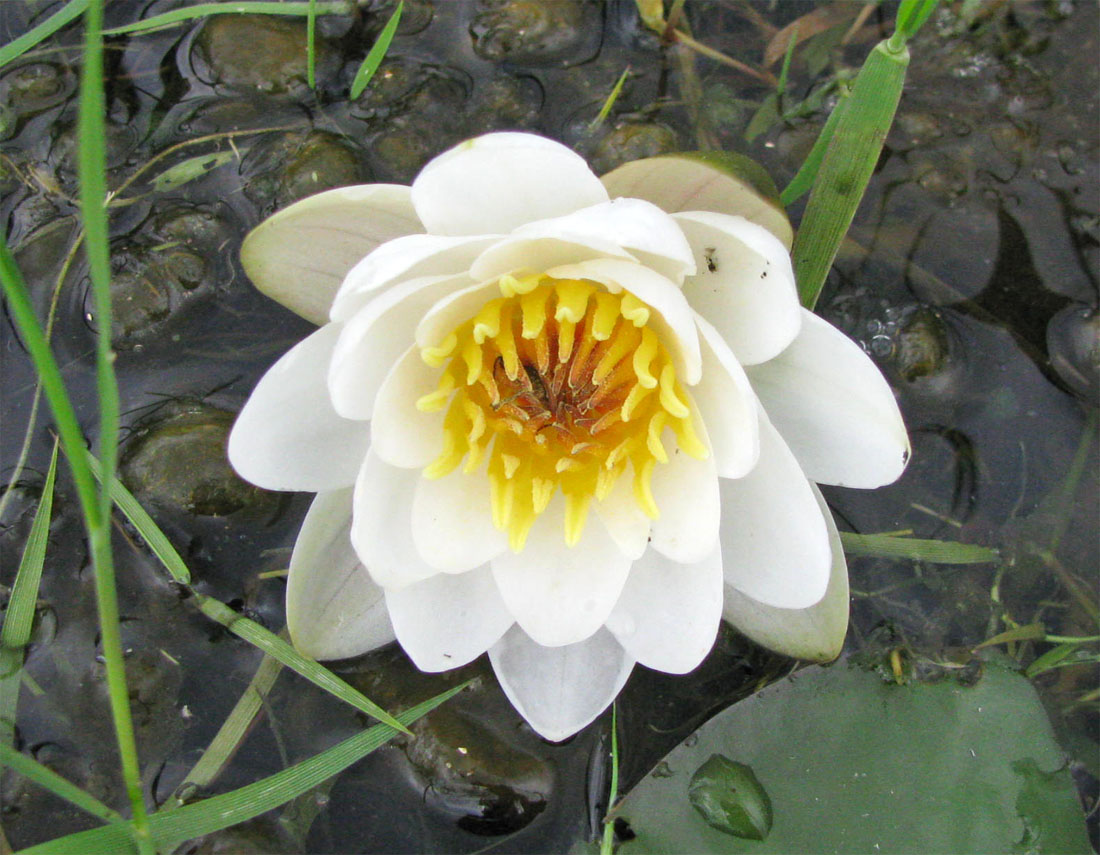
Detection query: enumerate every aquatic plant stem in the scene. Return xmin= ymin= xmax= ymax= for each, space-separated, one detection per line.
xmin=78 ymin=1 xmax=154 ymax=850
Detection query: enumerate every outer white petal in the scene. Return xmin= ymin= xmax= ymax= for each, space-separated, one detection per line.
xmin=722 ymin=483 xmax=849 ymax=662
xmin=545 ymin=258 xmax=702 ymax=385
xmin=411 ymin=132 xmax=608 ymax=236
xmin=491 ymin=499 xmax=632 ymax=647
xmin=594 ymin=473 xmax=650 ymax=560
xmin=351 ymin=449 xmax=439 ymax=589
xmin=286 ymin=489 xmax=395 ymax=661
xmin=228 ymin=324 xmax=368 ymax=491
xmin=329 ymin=273 xmax=470 ymax=420
xmin=693 ymin=313 xmax=759 ymax=478
xmin=241 ymin=184 xmax=423 ymax=325
xmin=606 ymin=543 xmax=723 ymax=674
xmin=505 ymin=198 xmax=696 ymax=283
xmin=385 ymin=567 xmax=513 ymax=672
xmin=746 ymin=310 xmax=910 ymax=488
xmin=369 ymin=346 xmax=444 ymax=469
xmin=649 ymin=424 xmax=720 ymax=564
xmin=489 ymin=626 xmax=634 ymax=742
xmin=329 ymin=234 xmax=499 ymax=322
xmin=719 ymin=410 xmax=831 ymax=609
xmin=415 ymin=279 xmax=499 ymax=350
xmin=411 ymin=468 xmax=509 ymax=573
xmin=675 ymin=211 xmax=801 ymax=366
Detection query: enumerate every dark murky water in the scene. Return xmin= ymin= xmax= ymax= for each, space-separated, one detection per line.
xmin=1 ymin=1 xmax=1096 ymax=852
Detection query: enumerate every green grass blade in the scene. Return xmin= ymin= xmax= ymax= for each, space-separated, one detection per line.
xmin=86 ymin=453 xmax=190 ymax=584
xmin=307 ymin=0 xmax=318 ymax=89
xmin=100 ymin=2 xmax=352 ymax=37
xmin=893 ymin=0 xmax=941 ymax=47
xmin=167 ymin=652 xmax=284 ymax=804
xmin=839 ymin=531 xmax=999 ymax=564
xmin=0 ymin=0 xmax=90 ymax=69
xmin=0 ymin=743 xmax=123 ymax=826
xmin=0 ymin=442 xmax=59 ymax=749
xmin=791 ymin=38 xmax=908 ymax=309
xmin=780 ymin=90 xmax=848 ymax=207
xmin=590 ymin=65 xmax=631 ymax=130
xmin=77 ymin=4 xmax=152 ymax=849
xmin=600 ymin=703 xmax=619 ymax=855
xmin=350 ymin=1 xmax=403 ymax=99
xmin=192 ymin=594 xmax=410 ymax=734
xmin=17 ymin=682 xmax=469 ymax=855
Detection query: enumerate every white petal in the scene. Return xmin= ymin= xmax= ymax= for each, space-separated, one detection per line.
xmin=411 ymin=468 xmax=509 ymax=572
xmin=228 ymin=324 xmax=368 ymax=492
xmin=241 ymin=184 xmax=423 ymax=325
xmin=501 ymin=198 xmax=696 ymax=283
xmin=648 ymin=419 xmax=720 ymax=564
xmin=746 ymin=310 xmax=910 ymax=488
xmin=491 ymin=498 xmax=632 ymax=647
xmin=693 ymin=313 xmax=759 ymax=478
xmin=719 ymin=411 xmax=832 ymax=609
xmin=286 ymin=489 xmax=395 ymax=661
xmin=489 ymin=625 xmax=633 ymax=742
xmin=545 ymin=258 xmax=702 ymax=385
xmin=469 ymin=235 xmax=635 ymax=284
xmin=594 ymin=472 xmax=650 ymax=560
xmin=369 ymin=346 xmax=444 ymax=469
xmin=329 ymin=234 xmax=499 ymax=322
xmin=606 ymin=543 xmax=723 ymax=673
xmin=351 ymin=449 xmax=439 ymax=589
xmin=722 ymin=483 xmax=849 ymax=662
xmin=411 ymin=132 xmax=608 ymax=236
xmin=385 ymin=566 xmax=513 ymax=672
xmin=415 ymin=278 xmax=499 ymax=350
xmin=329 ymin=273 xmax=470 ymax=420
xmin=676 ymin=211 xmax=801 ymax=366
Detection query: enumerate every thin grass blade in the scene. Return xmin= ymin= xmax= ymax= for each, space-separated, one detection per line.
xmin=18 ymin=682 xmax=469 ymax=855
xmin=350 ymin=1 xmax=403 ymax=99
xmin=590 ymin=66 xmax=631 ymax=130
xmin=839 ymin=532 xmax=999 ymax=564
xmin=192 ymin=594 xmax=409 ymax=734
xmin=101 ymin=2 xmax=352 ymax=37
xmin=0 ymin=744 xmax=123 ymax=826
xmin=0 ymin=442 xmax=59 ymax=749
xmin=780 ymin=89 xmax=848 ymax=206
xmin=307 ymin=0 xmax=318 ymax=88
xmin=0 ymin=0 xmax=90 ymax=69
xmin=77 ymin=4 xmax=152 ymax=848
xmin=86 ymin=453 xmax=190 ymax=584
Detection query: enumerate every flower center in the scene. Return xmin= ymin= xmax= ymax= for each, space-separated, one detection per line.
xmin=416 ymin=274 xmax=706 ymax=551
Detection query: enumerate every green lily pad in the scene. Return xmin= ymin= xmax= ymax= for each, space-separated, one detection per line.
xmin=616 ymin=659 xmax=1088 ymax=854
xmin=600 ymin=152 xmax=793 ymax=250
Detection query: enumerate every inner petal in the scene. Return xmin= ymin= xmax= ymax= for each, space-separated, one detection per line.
xmin=413 ymin=274 xmax=708 ymax=551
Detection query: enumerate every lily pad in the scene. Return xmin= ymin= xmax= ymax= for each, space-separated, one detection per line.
xmin=616 ymin=659 xmax=1088 ymax=854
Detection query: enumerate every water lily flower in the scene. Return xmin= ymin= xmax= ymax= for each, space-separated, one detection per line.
xmin=228 ymin=132 xmax=909 ymax=741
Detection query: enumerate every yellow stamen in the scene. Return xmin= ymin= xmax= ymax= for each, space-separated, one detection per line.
xmin=417 ymin=276 xmax=704 ymax=550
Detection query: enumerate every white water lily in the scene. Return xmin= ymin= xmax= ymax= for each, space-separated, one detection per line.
xmin=228 ymin=132 xmax=909 ymax=741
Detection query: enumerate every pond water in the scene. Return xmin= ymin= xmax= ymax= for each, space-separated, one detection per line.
xmin=1 ymin=1 xmax=1096 ymax=852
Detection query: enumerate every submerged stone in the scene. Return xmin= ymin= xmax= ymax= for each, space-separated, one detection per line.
xmin=241 ymin=131 xmax=367 ymax=211
xmin=470 ymin=0 xmax=600 ymax=67
xmin=193 ymin=15 xmax=336 ymax=93
xmin=0 ymin=62 xmax=74 ymax=118
xmin=896 ymin=307 xmax=954 ymax=383
xmin=1047 ymin=302 xmax=1099 ymax=403
xmin=589 ymin=122 xmax=679 ymax=175
xmin=119 ymin=402 xmax=278 ymax=518
xmin=405 ymin=707 xmax=551 ymax=835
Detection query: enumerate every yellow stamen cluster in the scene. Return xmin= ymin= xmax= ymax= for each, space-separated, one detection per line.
xmin=416 ymin=274 xmax=706 ymax=551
